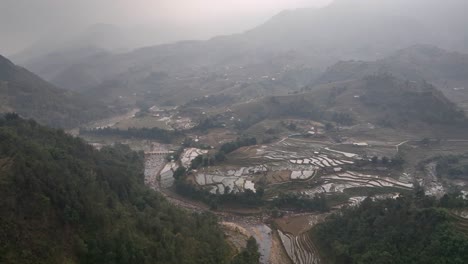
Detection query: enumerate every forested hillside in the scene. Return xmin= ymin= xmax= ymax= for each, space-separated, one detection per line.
xmin=0 ymin=55 xmax=112 ymax=128
xmin=311 ymin=193 xmax=468 ymax=264
xmin=0 ymin=114 xmax=257 ymax=264
xmin=233 ymin=74 xmax=466 ymax=130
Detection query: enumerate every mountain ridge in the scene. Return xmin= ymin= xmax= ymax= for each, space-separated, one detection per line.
xmin=0 ymin=55 xmax=113 ymax=128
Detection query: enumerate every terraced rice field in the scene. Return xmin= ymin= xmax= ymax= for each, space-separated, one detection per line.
xmin=194 ymin=166 xmax=269 ymax=193
xmin=181 ymin=148 xmax=208 ymax=167
xmin=301 ymin=171 xmax=413 ymax=196
xmin=278 ymin=230 xmax=321 ymax=264
xmin=195 ymin=171 xmax=257 ymax=194
xmin=160 ymin=161 xmax=179 ymax=188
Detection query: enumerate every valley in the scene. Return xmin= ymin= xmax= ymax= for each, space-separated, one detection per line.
xmin=3 ymin=1 xmax=468 ymax=263
xmin=77 ymin=93 xmax=468 ymax=263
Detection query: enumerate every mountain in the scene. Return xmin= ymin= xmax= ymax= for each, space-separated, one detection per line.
xmin=233 ymin=74 xmax=466 ymax=130
xmin=0 ymin=55 xmax=112 ymax=128
xmin=21 ymin=0 xmax=468 ymax=107
xmin=16 ymin=46 xmax=111 ymax=92
xmin=0 ymin=115 xmax=242 ymax=264
xmin=317 ymin=45 xmax=468 ymax=85
xmin=316 ymin=45 xmax=468 ymax=110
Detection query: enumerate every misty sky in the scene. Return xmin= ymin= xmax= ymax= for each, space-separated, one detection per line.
xmin=1 ymin=0 xmax=332 ymax=55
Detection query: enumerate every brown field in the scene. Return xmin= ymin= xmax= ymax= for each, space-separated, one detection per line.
xmin=270 ymin=231 xmax=293 ymax=264
xmin=192 ymin=128 xmax=238 ymax=147
xmin=114 ymin=116 xmax=173 ymax=130
xmin=275 ymin=213 xmax=329 ymax=236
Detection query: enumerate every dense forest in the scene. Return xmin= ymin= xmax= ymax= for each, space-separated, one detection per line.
xmin=361 ymin=74 xmax=466 ymax=126
xmin=0 ymin=114 xmax=258 ymax=264
xmin=311 ymin=191 xmax=468 ymax=264
xmin=433 ymin=153 xmax=468 ymax=180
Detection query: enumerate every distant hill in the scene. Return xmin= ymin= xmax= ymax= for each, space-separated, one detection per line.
xmin=234 ymin=74 xmax=466 ymax=130
xmin=316 ymin=45 xmax=468 ymax=110
xmin=20 ymin=0 xmax=468 ymax=107
xmin=0 ymin=115 xmax=237 ymax=264
xmin=317 ymin=45 xmax=468 ymax=85
xmin=0 ymin=55 xmax=113 ymax=128
xmin=18 ymin=46 xmax=112 ymax=93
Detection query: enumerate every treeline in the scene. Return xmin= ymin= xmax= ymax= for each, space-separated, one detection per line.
xmin=220 ymin=137 xmax=257 ymax=154
xmin=0 ymin=115 xmax=257 ymax=264
xmin=80 ymin=126 xmax=183 ymax=143
xmin=272 ymin=193 xmax=329 ymax=212
xmin=311 ymin=190 xmax=468 ymax=264
xmin=369 ymin=154 xmax=405 ymax=168
xmin=432 ymin=154 xmax=468 ymax=180
xmin=231 ymin=237 xmax=261 ymax=264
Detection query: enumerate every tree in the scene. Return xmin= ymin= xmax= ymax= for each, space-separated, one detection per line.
xmin=173 ymin=167 xmax=187 ymax=180
xmin=381 ymin=156 xmax=389 ymax=164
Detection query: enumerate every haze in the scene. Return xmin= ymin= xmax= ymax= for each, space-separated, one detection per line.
xmin=0 ymin=0 xmax=332 ymax=55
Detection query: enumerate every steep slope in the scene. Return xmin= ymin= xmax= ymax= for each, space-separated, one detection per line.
xmin=0 ymin=115 xmax=235 ymax=264
xmin=0 ymin=55 xmax=112 ymax=128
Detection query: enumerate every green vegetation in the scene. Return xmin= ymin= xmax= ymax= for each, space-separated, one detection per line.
xmin=432 ymin=153 xmax=468 ymax=180
xmin=174 ymin=178 xmax=264 ymax=209
xmin=272 ymin=193 xmax=329 ymax=212
xmin=311 ymin=193 xmax=468 ymax=264
xmin=231 ymin=237 xmax=260 ymax=264
xmin=220 ymin=137 xmax=257 ymax=154
xmin=0 ymin=114 xmax=258 ymax=264
xmin=362 ymin=74 xmax=466 ymax=127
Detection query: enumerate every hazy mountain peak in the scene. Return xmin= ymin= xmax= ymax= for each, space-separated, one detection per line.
xmin=0 ymin=55 xmax=17 ymax=79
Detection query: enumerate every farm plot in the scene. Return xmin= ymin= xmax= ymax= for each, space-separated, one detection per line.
xmin=278 ymin=230 xmax=321 ymax=264
xmin=181 ymin=148 xmax=208 ymax=167
xmin=228 ymin=139 xmax=359 ymax=186
xmin=160 ymin=161 xmax=179 ymax=188
xmin=300 ymin=171 xmax=413 ymax=196
xmin=194 ymin=166 xmax=265 ymax=194
xmin=114 ymin=115 xmax=173 ymax=130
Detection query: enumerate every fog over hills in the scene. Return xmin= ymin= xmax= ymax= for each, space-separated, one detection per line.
xmin=20 ymin=0 xmax=467 ymax=108
xmin=316 ymin=45 xmax=468 ymax=111
xmin=3 ymin=1 xmax=468 ymax=264
xmin=0 ymin=55 xmax=113 ymax=128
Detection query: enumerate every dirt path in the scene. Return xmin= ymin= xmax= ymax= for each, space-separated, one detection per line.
xmin=270 ymin=231 xmax=293 ymax=264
